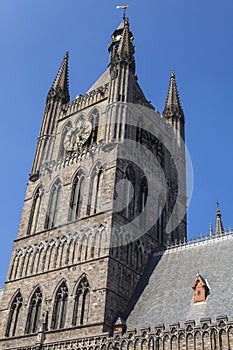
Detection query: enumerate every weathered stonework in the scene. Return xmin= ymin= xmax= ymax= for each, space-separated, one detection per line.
xmin=0 ymin=17 xmax=193 ymax=350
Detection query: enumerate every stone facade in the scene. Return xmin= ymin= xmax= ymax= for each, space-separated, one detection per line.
xmin=3 ymin=16 xmax=227 ymax=350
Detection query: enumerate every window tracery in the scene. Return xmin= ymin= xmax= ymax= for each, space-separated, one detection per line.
xmin=45 ymin=179 xmax=62 ymax=229
xmin=27 ymin=186 xmax=44 ymax=235
xmin=25 ymin=287 xmax=42 ymax=334
xmin=69 ymin=171 xmax=85 ymax=221
xmin=123 ymin=165 xmax=135 ymax=220
xmin=72 ymin=277 xmax=90 ymax=326
xmin=5 ymin=291 xmax=23 ymax=337
xmin=51 ymin=281 xmax=68 ymax=330
xmin=87 ymin=164 xmax=103 ymax=216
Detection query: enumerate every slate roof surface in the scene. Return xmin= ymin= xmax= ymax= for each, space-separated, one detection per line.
xmin=126 ymin=234 xmax=233 ymax=330
xmin=87 ymin=68 xmax=110 ymax=92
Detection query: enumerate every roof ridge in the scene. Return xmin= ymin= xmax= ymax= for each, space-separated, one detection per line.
xmin=163 ymin=230 xmax=233 ymax=254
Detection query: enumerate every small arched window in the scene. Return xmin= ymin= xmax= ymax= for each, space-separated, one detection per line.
xmin=51 ymin=281 xmax=68 ymax=330
xmin=5 ymin=291 xmax=23 ymax=337
xmin=123 ymin=165 xmax=135 ymax=220
xmin=45 ymin=179 xmax=62 ymax=229
xmin=87 ymin=164 xmax=103 ymax=216
xmin=69 ymin=171 xmax=85 ymax=221
xmin=25 ymin=287 xmax=42 ymax=334
xmin=72 ymin=277 xmax=90 ymax=326
xmin=27 ymin=186 xmax=43 ymax=235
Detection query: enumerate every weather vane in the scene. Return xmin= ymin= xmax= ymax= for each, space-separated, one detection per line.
xmin=116 ymin=4 xmax=131 ymax=19
xmin=216 ymin=200 xmax=220 ymax=209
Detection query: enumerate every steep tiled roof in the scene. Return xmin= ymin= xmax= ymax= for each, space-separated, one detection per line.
xmin=87 ymin=68 xmax=110 ymax=93
xmin=126 ymin=234 xmax=233 ymax=329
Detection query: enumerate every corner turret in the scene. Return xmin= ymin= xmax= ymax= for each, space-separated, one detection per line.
xmin=30 ymin=52 xmax=70 ymax=181
xmin=108 ymin=18 xmax=135 ymax=103
xmin=47 ymin=51 xmax=70 ymax=104
xmin=163 ymin=70 xmax=185 ymax=142
xmin=108 ymin=18 xmax=135 ymax=75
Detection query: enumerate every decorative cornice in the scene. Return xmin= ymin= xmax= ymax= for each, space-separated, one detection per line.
xmin=59 ymin=83 xmax=109 ymax=119
xmin=8 ymin=314 xmax=233 ymax=350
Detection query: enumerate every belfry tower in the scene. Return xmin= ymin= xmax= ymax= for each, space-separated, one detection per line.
xmin=0 ymin=17 xmax=187 ymax=349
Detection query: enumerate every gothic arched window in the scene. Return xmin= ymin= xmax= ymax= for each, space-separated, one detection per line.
xmin=136 ymin=120 xmax=143 ymax=145
xmin=89 ymin=109 xmax=99 ymax=145
xmin=59 ymin=121 xmax=73 ymax=159
xmin=51 ymin=281 xmax=68 ymax=330
xmin=27 ymin=186 xmax=44 ymax=235
xmin=157 ymin=196 xmax=165 ymax=244
xmin=123 ymin=165 xmax=135 ymax=220
xmin=139 ymin=177 xmax=148 ymax=228
xmin=45 ymin=179 xmax=62 ymax=229
xmin=87 ymin=164 xmax=103 ymax=216
xmin=72 ymin=277 xmax=90 ymax=326
xmin=135 ymin=241 xmax=142 ymax=270
xmin=5 ymin=291 xmax=23 ymax=337
xmin=139 ymin=177 xmax=148 ymax=211
xmin=69 ymin=171 xmax=85 ymax=222
xmin=25 ymin=287 xmax=42 ymax=334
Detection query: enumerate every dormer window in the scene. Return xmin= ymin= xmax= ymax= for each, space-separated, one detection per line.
xmin=192 ymin=273 xmax=209 ymax=303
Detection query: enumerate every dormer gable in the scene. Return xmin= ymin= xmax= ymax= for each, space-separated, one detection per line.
xmin=192 ymin=273 xmax=209 ymax=303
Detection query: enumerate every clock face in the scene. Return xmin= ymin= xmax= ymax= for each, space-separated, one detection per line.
xmin=63 ymin=120 xmax=92 ymax=152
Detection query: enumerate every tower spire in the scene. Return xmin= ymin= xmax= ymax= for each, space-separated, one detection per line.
xmin=30 ymin=52 xmax=70 ymax=181
xmin=215 ymin=204 xmax=225 ymax=237
xmin=117 ymin=18 xmax=135 ymax=68
xmin=47 ymin=51 xmax=70 ymax=104
xmin=109 ymin=17 xmax=135 ymax=74
xmin=163 ymin=69 xmax=184 ymax=120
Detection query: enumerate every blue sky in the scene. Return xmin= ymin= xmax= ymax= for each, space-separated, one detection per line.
xmin=0 ymin=0 xmax=233 ymax=287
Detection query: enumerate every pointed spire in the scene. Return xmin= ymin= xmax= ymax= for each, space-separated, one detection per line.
xmin=109 ymin=18 xmax=135 ymax=73
xmin=47 ymin=51 xmax=70 ymax=104
xmin=117 ymin=18 xmax=135 ymax=65
xmin=215 ymin=204 xmax=225 ymax=237
xmin=163 ymin=69 xmax=184 ymax=120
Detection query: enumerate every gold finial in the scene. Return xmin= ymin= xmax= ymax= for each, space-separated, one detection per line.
xmin=116 ymin=4 xmax=131 ymax=19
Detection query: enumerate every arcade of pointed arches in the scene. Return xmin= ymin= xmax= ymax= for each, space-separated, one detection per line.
xmin=5 ymin=276 xmax=91 ymax=338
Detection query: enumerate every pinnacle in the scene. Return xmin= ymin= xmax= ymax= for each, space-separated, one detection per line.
xmin=109 ymin=17 xmax=135 ymax=73
xmin=215 ymin=207 xmax=225 ymax=237
xmin=163 ymin=69 xmax=184 ymax=119
xmin=117 ymin=19 xmax=134 ymax=59
xmin=49 ymin=51 xmax=70 ymax=103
